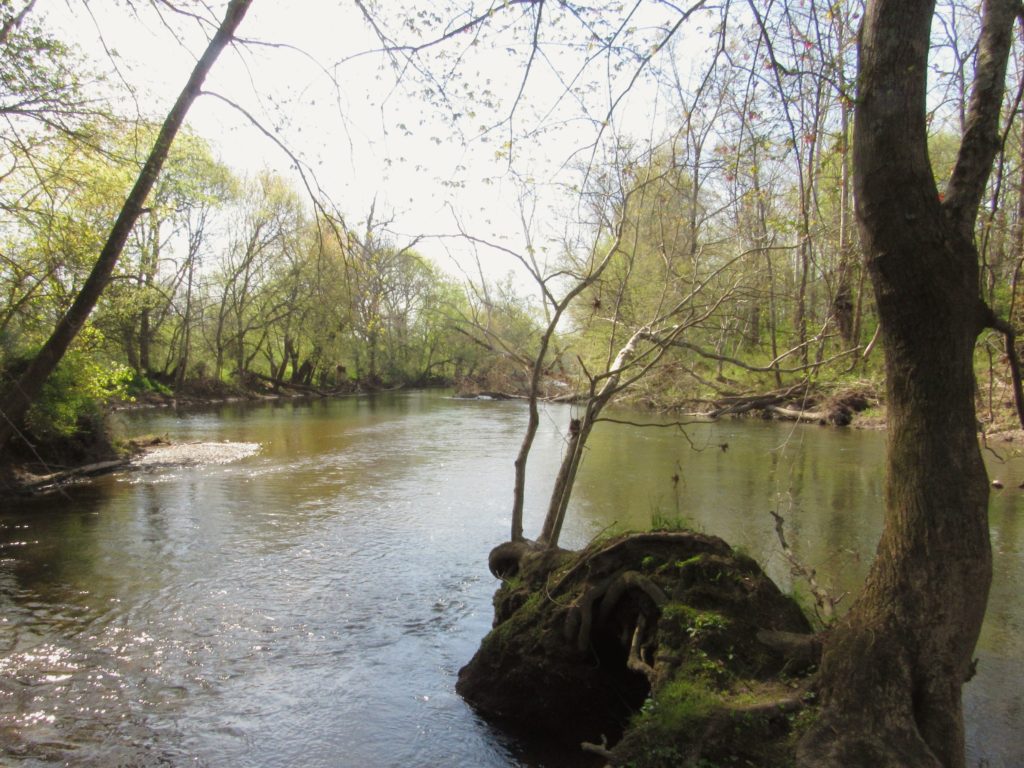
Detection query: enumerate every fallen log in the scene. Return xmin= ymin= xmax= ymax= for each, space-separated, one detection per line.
xmin=246 ymin=371 xmax=333 ymax=396
xmin=706 ymin=383 xmax=810 ymax=418
xmin=16 ymin=459 xmax=129 ymax=493
xmin=767 ymin=403 xmax=853 ymax=426
xmin=766 ymin=405 xmax=830 ymax=423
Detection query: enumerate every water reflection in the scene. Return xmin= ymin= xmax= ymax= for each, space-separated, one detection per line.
xmin=0 ymin=392 xmax=1022 ymax=767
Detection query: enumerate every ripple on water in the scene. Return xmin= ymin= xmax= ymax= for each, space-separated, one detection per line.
xmin=5 ymin=396 xmax=530 ymax=766
xmin=11 ymin=394 xmax=1020 ymax=766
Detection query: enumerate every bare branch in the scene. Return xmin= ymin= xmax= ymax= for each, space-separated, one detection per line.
xmin=0 ymin=0 xmax=35 ymax=46
xmin=944 ymin=0 xmax=1018 ymax=229
xmin=769 ymin=508 xmax=842 ymax=624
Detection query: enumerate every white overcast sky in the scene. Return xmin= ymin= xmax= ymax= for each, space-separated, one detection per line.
xmin=39 ymin=1 xmax=697 ymax=283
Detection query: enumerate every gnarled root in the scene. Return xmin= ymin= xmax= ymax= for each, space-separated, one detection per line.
xmin=627 ymin=614 xmax=656 ymax=684
xmin=757 ymin=629 xmax=823 ymax=672
xmin=459 ymin=530 xmax=816 ymax=762
xmin=565 ymin=569 xmax=667 ymax=652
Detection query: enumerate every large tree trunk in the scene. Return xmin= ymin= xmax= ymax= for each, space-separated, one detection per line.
xmin=0 ymin=0 xmax=252 ymax=454
xmin=799 ymin=2 xmax=1015 ymax=767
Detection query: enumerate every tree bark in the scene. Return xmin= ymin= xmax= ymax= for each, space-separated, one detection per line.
xmin=798 ymin=2 xmax=1015 ymax=766
xmin=0 ymin=0 xmax=252 ymax=453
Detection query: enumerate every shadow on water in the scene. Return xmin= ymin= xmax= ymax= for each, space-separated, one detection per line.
xmin=1 ymin=391 xmax=1022 ymax=767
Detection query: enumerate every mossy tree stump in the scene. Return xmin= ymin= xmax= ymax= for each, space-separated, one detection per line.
xmin=457 ymin=531 xmax=818 ymax=767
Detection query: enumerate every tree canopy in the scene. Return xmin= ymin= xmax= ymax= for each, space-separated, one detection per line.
xmin=2 ymin=2 xmax=1024 ymax=765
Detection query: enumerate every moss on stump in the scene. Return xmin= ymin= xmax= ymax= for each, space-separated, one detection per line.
xmin=457 ymin=531 xmax=818 ymax=766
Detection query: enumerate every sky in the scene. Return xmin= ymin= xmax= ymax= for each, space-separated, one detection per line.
xmin=39 ymin=0 xmax=701 ymax=287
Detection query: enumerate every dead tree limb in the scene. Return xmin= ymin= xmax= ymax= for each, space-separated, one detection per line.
xmin=769 ymin=509 xmax=841 ymax=623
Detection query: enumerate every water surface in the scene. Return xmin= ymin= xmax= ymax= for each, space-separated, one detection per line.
xmin=1 ymin=392 xmax=1021 ymax=766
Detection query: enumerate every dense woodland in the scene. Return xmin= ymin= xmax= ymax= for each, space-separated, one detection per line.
xmin=3 ymin=1 xmax=1024 ymax=453
xmin=0 ymin=119 xmax=509 ymax=441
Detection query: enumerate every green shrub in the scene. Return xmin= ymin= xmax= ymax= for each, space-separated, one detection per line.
xmin=15 ymin=335 xmax=132 ymax=441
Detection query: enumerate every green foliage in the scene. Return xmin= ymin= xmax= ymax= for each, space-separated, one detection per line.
xmin=21 ymin=330 xmax=132 ymax=440
xmin=651 ymin=509 xmax=693 ymax=531
xmin=0 ymin=5 xmax=94 ymax=141
xmin=686 ymin=611 xmax=730 ymax=640
xmin=127 ymin=373 xmax=172 ymax=397
xmin=634 ymin=677 xmax=718 ymax=736
xmin=658 ymin=603 xmax=730 ymax=652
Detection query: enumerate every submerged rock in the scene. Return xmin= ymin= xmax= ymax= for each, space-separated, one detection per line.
xmin=457 ymin=531 xmax=817 ymax=766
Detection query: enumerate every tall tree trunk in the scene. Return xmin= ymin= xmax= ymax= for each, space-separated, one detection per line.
xmin=0 ymin=0 xmax=252 ymax=453
xmin=750 ymin=160 xmax=784 ymax=387
xmin=138 ymin=211 xmax=160 ymax=375
xmin=1010 ymin=111 xmax=1024 ymax=329
xmin=175 ymin=238 xmax=197 ymax=388
xmin=139 ymin=308 xmax=152 ymax=374
xmin=799 ymin=2 xmax=1015 ymax=766
xmin=833 ymin=86 xmax=856 ymax=347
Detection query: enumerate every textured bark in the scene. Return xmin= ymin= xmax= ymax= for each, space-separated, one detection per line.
xmin=798 ymin=2 xmax=1015 ymax=767
xmin=0 ymin=0 xmax=252 ymax=453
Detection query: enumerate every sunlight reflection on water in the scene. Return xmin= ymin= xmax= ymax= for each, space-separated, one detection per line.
xmin=0 ymin=391 xmax=1021 ymax=767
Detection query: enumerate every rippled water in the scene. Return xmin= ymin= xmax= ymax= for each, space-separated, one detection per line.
xmin=1 ymin=392 xmax=1022 ymax=766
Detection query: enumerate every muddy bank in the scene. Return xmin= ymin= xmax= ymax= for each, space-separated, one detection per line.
xmin=457 ymin=533 xmax=819 ymax=767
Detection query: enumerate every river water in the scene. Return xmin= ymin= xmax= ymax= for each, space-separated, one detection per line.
xmin=1 ymin=391 xmax=1021 ymax=766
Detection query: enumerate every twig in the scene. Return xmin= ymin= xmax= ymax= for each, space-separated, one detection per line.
xmin=581 ymin=735 xmax=618 ymax=762
xmin=769 ymin=509 xmax=840 ymax=623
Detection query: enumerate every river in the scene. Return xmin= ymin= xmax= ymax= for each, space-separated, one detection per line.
xmin=1 ymin=391 xmax=1021 ymax=766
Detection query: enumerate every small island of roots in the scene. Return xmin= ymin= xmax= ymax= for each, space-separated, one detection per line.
xmin=457 ymin=531 xmax=820 ymax=767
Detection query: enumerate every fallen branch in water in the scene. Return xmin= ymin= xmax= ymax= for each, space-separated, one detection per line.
xmin=769 ymin=509 xmax=843 ymax=624
xmin=13 ymin=459 xmax=129 ymax=494
xmin=581 ymin=735 xmax=617 ymax=762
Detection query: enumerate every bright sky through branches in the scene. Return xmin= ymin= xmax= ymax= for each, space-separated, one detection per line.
xmin=40 ymin=1 xmax=711 ymax=283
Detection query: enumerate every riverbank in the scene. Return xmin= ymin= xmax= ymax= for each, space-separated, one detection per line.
xmin=458 ymin=378 xmax=889 ymax=428
xmin=0 ymin=375 xmax=371 ymax=496
xmin=116 ymin=374 xmax=363 ymax=411
xmin=0 ymin=378 xmax=886 ymax=499
xmin=0 ymin=436 xmax=262 ymax=496
xmin=7 ymin=375 xmax=1021 ymax=499
xmin=0 ymin=376 xmax=355 ymax=496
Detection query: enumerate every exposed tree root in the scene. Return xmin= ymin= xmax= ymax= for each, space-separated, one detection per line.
xmin=458 ymin=531 xmax=819 ymax=766
xmin=756 ymin=629 xmax=823 ymax=670
xmin=626 ymin=615 xmax=657 ymax=683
